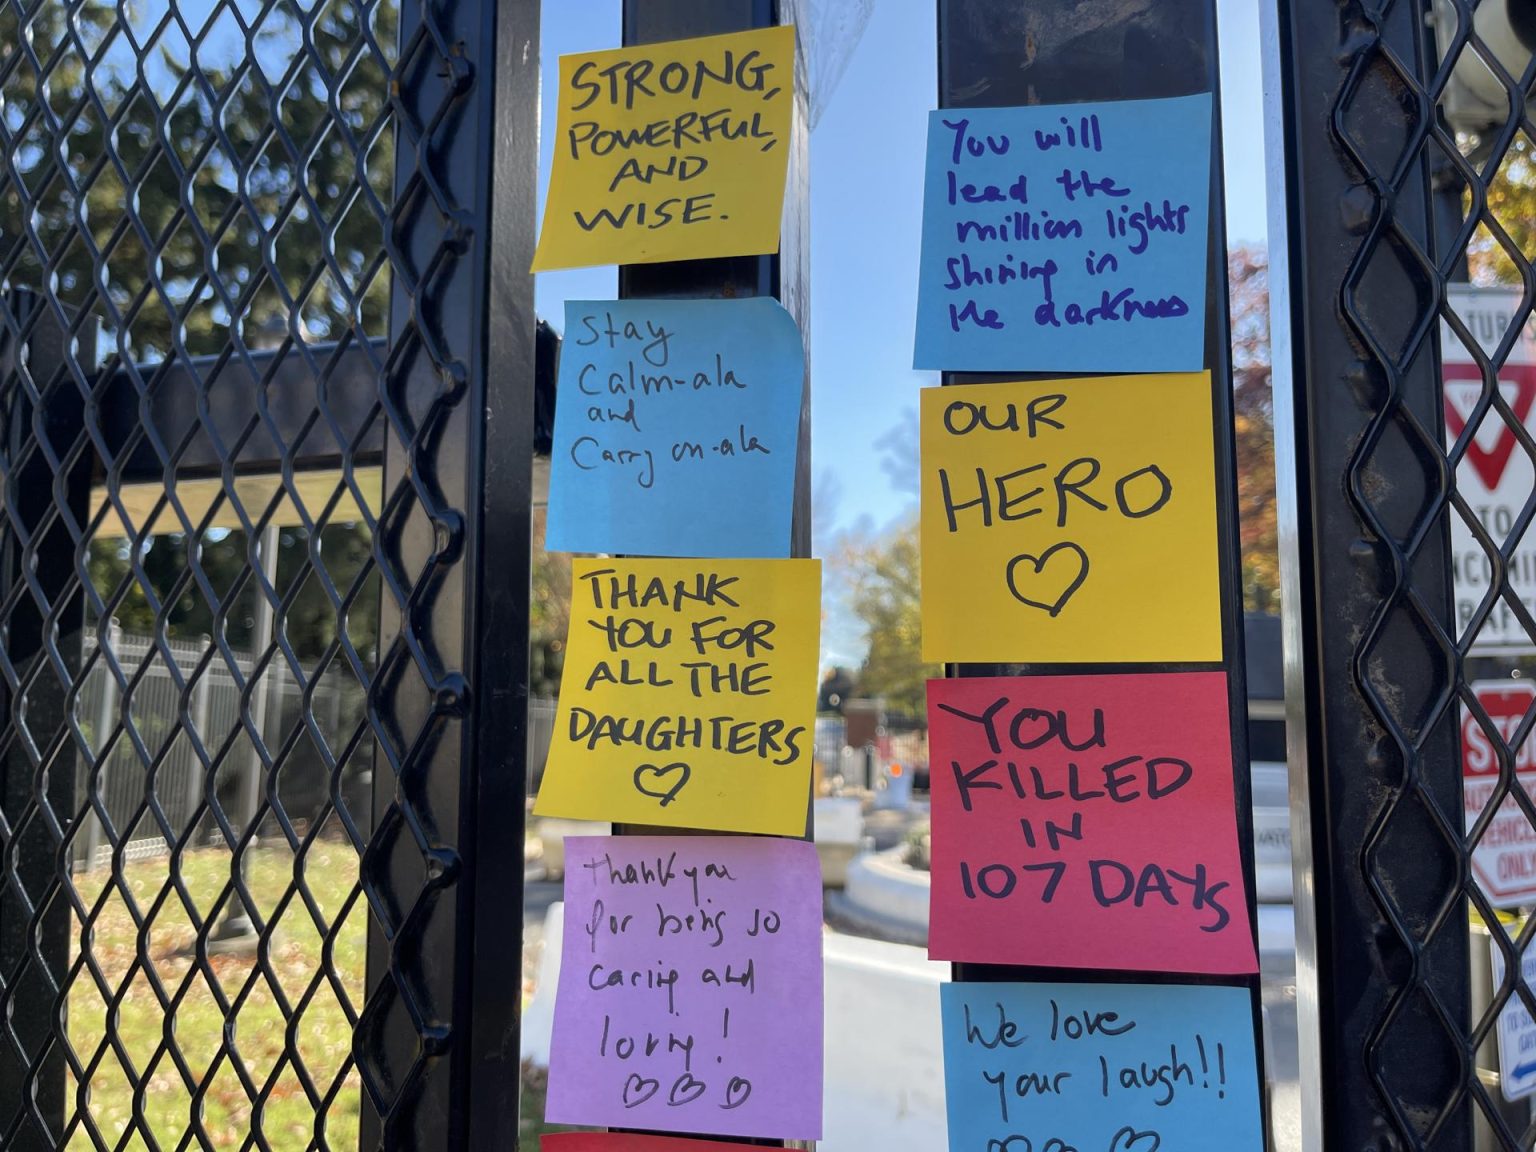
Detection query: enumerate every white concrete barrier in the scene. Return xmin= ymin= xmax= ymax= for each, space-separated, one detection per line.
xmin=814 ymin=796 xmax=864 ymax=844
xmin=815 ymin=797 xmax=866 ymax=887
xmin=843 ymin=845 xmax=932 ymax=933
xmin=819 ymin=931 xmax=949 ymax=1151
xmin=521 ymin=902 xmax=562 ymax=1067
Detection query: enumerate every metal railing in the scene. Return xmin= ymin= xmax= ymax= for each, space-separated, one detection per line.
xmin=74 ymin=623 xmax=369 ymax=870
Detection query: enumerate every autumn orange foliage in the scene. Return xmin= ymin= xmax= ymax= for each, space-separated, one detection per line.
xmin=1229 ymin=246 xmax=1280 ymax=613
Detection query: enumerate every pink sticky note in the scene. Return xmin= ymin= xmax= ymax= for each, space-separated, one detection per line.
xmin=927 ymin=672 xmax=1258 ymax=974
xmin=547 ymin=836 xmax=823 ymax=1139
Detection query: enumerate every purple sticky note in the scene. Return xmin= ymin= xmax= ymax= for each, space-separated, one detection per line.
xmin=547 ymin=836 xmax=824 ymax=1140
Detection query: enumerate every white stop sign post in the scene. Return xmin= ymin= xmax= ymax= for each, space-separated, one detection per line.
xmin=1464 ymin=680 xmax=1536 ymax=907
xmin=1444 ymin=285 xmax=1536 ymax=655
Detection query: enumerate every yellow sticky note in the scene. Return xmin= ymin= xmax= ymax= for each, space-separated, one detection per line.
xmin=531 ymin=27 xmax=795 ymax=271
xmin=920 ymin=374 xmax=1222 ymax=663
xmin=534 ymin=557 xmax=820 ymax=835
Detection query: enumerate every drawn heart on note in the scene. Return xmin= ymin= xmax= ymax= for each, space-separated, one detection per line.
xmin=720 ymin=1075 xmax=753 ymax=1110
xmin=622 ymin=1074 xmax=660 ymax=1108
xmin=1005 ymin=542 xmax=1089 ymax=617
xmin=668 ymin=1072 xmax=707 ymax=1107
xmin=1108 ymin=1126 xmax=1162 ymax=1152
xmin=633 ymin=761 xmax=690 ymax=807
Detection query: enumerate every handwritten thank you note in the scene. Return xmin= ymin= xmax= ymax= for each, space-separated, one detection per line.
xmin=915 ymin=95 xmax=1212 ymax=372
xmin=927 ymin=673 xmax=1256 ymax=974
xmin=546 ymin=836 xmax=823 ymax=1139
xmin=532 ymin=27 xmax=794 ymax=270
xmin=534 ymin=557 xmax=820 ymax=835
xmin=941 ymin=982 xmax=1262 ymax=1152
xmin=919 ymin=375 xmax=1220 ymax=663
xmin=546 ymin=298 xmax=803 ymax=558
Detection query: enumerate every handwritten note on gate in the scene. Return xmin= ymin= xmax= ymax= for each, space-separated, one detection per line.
xmin=927 ymin=673 xmax=1256 ymax=974
xmin=532 ymin=27 xmax=795 ymax=270
xmin=534 ymin=558 xmax=820 ymax=835
xmin=919 ymin=374 xmax=1220 ymax=663
xmin=941 ymin=982 xmax=1262 ymax=1152
xmin=546 ymin=298 xmax=803 ymax=558
xmin=546 ymin=836 xmax=823 ymax=1139
xmin=914 ymin=95 xmax=1211 ymax=372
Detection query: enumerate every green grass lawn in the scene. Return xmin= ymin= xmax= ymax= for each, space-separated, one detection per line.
xmin=66 ymin=843 xmax=365 ymax=1151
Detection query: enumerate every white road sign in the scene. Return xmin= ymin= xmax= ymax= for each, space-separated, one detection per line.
xmin=1445 ymin=285 xmax=1536 ymax=654
xmin=1463 ymin=680 xmax=1536 ymax=907
xmin=1490 ymin=941 xmax=1536 ymax=1102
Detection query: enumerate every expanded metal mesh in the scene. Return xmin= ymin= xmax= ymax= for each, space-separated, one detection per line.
xmin=0 ymin=0 xmax=495 ymax=1147
xmin=1313 ymin=0 xmax=1536 ymax=1146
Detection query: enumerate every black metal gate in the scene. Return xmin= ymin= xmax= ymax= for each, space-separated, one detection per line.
xmin=1274 ymin=0 xmax=1536 ymax=1147
xmin=0 ymin=0 xmax=537 ymax=1147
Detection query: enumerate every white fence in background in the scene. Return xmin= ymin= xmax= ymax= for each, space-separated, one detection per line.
xmin=74 ymin=631 xmax=563 ymax=869
xmin=74 ymin=625 xmax=355 ymax=868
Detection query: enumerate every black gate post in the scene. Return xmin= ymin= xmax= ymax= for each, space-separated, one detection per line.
xmin=619 ymin=0 xmax=812 ymax=558
xmin=0 ymin=290 xmax=96 ymax=1149
xmin=611 ymin=1 xmax=810 ymax=1146
xmin=465 ymin=0 xmax=543 ymax=1143
xmin=355 ymin=0 xmax=540 ymax=1146
xmin=936 ymin=0 xmax=1268 ymax=1124
xmin=1271 ymin=0 xmax=1475 ymax=1147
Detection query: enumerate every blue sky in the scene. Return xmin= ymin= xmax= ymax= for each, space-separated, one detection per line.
xmin=535 ymin=0 xmax=1270 ymax=664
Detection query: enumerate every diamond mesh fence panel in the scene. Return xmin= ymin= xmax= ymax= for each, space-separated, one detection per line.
xmin=1281 ymin=0 xmax=1536 ymax=1146
xmin=0 ymin=0 xmax=511 ymax=1147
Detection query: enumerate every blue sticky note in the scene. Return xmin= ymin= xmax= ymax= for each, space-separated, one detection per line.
xmin=915 ymin=95 xmax=1213 ymax=373
xmin=546 ymin=298 xmax=803 ymax=557
xmin=941 ymin=981 xmax=1263 ymax=1152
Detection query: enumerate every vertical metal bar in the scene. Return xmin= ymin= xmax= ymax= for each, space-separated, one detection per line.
xmin=1270 ymin=0 xmax=1470 ymax=1145
xmin=936 ymin=0 xmax=1267 ymax=1120
xmin=210 ymin=522 xmax=278 ymax=947
xmin=620 ymin=0 xmax=812 ymax=558
xmin=1258 ymin=4 xmax=1322 ymax=1149
xmin=610 ymin=2 xmax=811 ymax=1147
xmin=187 ymin=638 xmax=212 ymax=845
xmin=245 ymin=523 xmax=278 ymax=839
xmin=618 ymin=0 xmax=780 ymax=308
xmin=85 ymin=619 xmax=119 ymax=871
xmin=355 ymin=0 xmax=540 ymax=1144
xmin=463 ymin=0 xmax=540 ymax=1142
xmin=245 ymin=522 xmax=280 ymax=841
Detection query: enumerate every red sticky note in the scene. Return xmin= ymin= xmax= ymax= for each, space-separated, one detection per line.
xmin=543 ymin=1136 xmax=765 ymax=1152
xmin=927 ymin=671 xmax=1258 ymax=974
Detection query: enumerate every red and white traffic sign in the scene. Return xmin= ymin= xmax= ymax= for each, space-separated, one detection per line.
xmin=1464 ymin=680 xmax=1536 ymax=907
xmin=1444 ymin=285 xmax=1536 ymax=654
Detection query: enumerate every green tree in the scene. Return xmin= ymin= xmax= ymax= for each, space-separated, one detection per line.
xmin=1468 ymin=135 xmax=1536 ymax=286
xmin=844 ymin=517 xmax=936 ymax=718
xmin=3 ymin=0 xmax=398 ymax=359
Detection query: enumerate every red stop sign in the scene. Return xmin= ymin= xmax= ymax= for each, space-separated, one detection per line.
xmin=1464 ymin=680 xmax=1536 ymax=906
